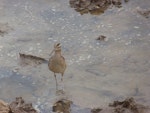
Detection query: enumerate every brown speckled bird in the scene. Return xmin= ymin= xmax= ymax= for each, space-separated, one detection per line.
xmin=48 ymin=43 xmax=66 ymax=89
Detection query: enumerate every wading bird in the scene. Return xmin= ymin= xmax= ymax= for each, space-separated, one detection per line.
xmin=48 ymin=43 xmax=66 ymax=89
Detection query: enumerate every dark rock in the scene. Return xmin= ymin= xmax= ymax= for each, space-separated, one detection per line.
xmin=112 ymin=0 xmax=122 ymax=7
xmin=96 ymin=35 xmax=106 ymax=41
xmin=0 ymin=99 xmax=11 ymax=113
xmin=69 ymin=0 xmax=129 ymax=15
xmin=109 ymin=97 xmax=150 ymax=113
xmin=52 ymin=99 xmax=72 ymax=113
xmin=124 ymin=0 xmax=129 ymax=3
xmin=91 ymin=108 xmax=102 ymax=113
xmin=9 ymin=97 xmax=38 ymax=113
xmin=19 ymin=53 xmax=48 ymax=66
xmin=137 ymin=8 xmax=150 ymax=18
xmin=0 ymin=23 xmax=12 ymax=37
xmin=0 ymin=30 xmax=7 ymax=37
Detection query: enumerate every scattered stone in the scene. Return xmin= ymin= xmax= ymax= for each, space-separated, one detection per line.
xmin=0 ymin=100 xmax=11 ymax=113
xmin=134 ymin=26 xmax=139 ymax=29
xmin=124 ymin=0 xmax=129 ymax=3
xmin=9 ymin=97 xmax=38 ymax=113
xmin=109 ymin=97 xmax=150 ymax=113
xmin=69 ymin=0 xmax=129 ymax=15
xmin=91 ymin=108 xmax=102 ymax=113
xmin=0 ymin=23 xmax=12 ymax=37
xmin=0 ymin=30 xmax=7 ymax=37
xmin=137 ymin=8 xmax=150 ymax=18
xmin=19 ymin=53 xmax=48 ymax=66
xmin=111 ymin=0 xmax=122 ymax=7
xmin=0 ymin=97 xmax=150 ymax=113
xmin=52 ymin=99 xmax=72 ymax=113
xmin=96 ymin=35 xmax=106 ymax=41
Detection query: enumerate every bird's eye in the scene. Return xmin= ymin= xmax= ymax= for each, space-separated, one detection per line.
xmin=56 ymin=43 xmax=61 ymax=48
xmin=54 ymin=43 xmax=61 ymax=48
xmin=56 ymin=43 xmax=60 ymax=46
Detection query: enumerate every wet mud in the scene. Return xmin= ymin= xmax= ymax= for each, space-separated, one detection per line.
xmin=19 ymin=53 xmax=48 ymax=66
xmin=0 ymin=23 xmax=12 ymax=37
xmin=53 ymin=99 xmax=72 ymax=113
xmin=70 ymin=0 xmax=129 ymax=15
xmin=137 ymin=8 xmax=150 ymax=18
xmin=108 ymin=97 xmax=149 ymax=113
xmin=0 ymin=100 xmax=10 ymax=113
xmin=91 ymin=108 xmax=102 ymax=113
xmin=0 ymin=97 xmax=149 ymax=113
xmin=9 ymin=97 xmax=37 ymax=113
xmin=0 ymin=0 xmax=150 ymax=113
xmin=96 ymin=35 xmax=106 ymax=41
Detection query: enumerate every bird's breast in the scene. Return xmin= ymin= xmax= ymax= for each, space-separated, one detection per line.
xmin=48 ymin=56 xmax=66 ymax=73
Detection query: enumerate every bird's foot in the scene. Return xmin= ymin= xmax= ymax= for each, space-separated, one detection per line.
xmin=56 ymin=89 xmax=65 ymax=95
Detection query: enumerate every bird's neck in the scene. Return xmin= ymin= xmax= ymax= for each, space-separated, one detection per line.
xmin=54 ymin=51 xmax=61 ymax=57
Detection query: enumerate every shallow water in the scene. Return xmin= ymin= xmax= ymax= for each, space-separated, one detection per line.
xmin=0 ymin=0 xmax=150 ymax=112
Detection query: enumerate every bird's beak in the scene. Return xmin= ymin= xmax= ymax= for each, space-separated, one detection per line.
xmin=49 ymin=49 xmax=54 ymax=56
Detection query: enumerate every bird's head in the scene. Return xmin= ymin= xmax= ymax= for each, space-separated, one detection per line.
xmin=54 ymin=43 xmax=61 ymax=51
xmin=50 ymin=43 xmax=61 ymax=56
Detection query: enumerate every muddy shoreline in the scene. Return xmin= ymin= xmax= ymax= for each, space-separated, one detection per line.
xmin=0 ymin=0 xmax=150 ymax=113
xmin=0 ymin=97 xmax=149 ymax=113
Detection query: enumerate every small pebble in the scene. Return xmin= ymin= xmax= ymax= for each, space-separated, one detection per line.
xmin=37 ymin=43 xmax=40 ymax=46
xmin=38 ymin=49 xmax=42 ymax=53
xmin=134 ymin=26 xmax=139 ymax=29
xmin=48 ymin=38 xmax=53 ymax=40
xmin=22 ymin=76 xmax=26 ymax=78
xmin=0 ymin=45 xmax=3 ymax=49
xmin=32 ymin=82 xmax=35 ymax=85
xmin=7 ymin=53 xmax=11 ymax=56
xmin=87 ymin=55 xmax=91 ymax=59
xmin=29 ymin=47 xmax=33 ymax=51
xmin=52 ymin=8 xmax=56 ymax=11
xmin=101 ymin=24 xmax=104 ymax=27
xmin=12 ymin=68 xmax=19 ymax=73
xmin=18 ymin=83 xmax=22 ymax=86
xmin=96 ymin=35 xmax=106 ymax=41
xmin=137 ymin=34 xmax=141 ymax=36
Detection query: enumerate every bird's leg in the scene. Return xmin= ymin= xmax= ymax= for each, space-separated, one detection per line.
xmin=54 ymin=73 xmax=58 ymax=90
xmin=61 ymin=73 xmax=63 ymax=81
xmin=61 ymin=73 xmax=64 ymax=91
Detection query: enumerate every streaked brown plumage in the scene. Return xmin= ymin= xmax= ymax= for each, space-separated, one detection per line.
xmin=48 ymin=43 xmax=66 ymax=89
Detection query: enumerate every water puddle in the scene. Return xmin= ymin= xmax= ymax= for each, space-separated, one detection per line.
xmin=0 ymin=0 xmax=150 ymax=112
